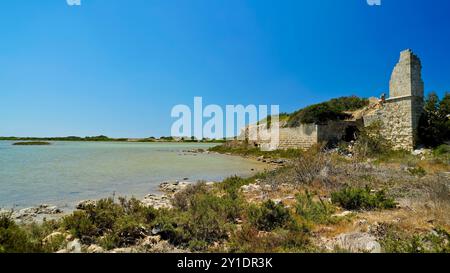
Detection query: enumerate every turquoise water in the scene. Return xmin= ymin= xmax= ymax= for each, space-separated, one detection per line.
xmin=0 ymin=141 xmax=265 ymax=209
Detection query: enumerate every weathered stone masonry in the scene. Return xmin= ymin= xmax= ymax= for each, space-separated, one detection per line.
xmin=364 ymin=49 xmax=424 ymax=150
xmin=245 ymin=121 xmax=359 ymax=150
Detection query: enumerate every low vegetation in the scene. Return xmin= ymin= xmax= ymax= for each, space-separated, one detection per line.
xmin=287 ymin=96 xmax=369 ymax=126
xmin=0 ymin=213 xmax=62 ymax=253
xmin=380 ymin=224 xmax=450 ymax=253
xmin=13 ymin=141 xmax=51 ymax=146
xmin=295 ymin=192 xmax=336 ymax=224
xmin=209 ymin=143 xmax=304 ymax=159
xmin=331 ymin=187 xmax=396 ymax=211
xmin=248 ymin=200 xmax=291 ymax=232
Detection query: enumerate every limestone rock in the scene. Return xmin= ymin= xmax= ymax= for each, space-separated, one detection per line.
xmin=159 ymin=181 xmax=191 ymax=194
xmin=9 ymin=204 xmax=62 ymax=222
xmin=241 ymin=183 xmax=261 ymax=193
xmin=76 ymin=200 xmax=96 ymax=210
xmin=43 ymin=232 xmax=66 ymax=245
xmin=87 ymin=244 xmax=104 ymax=253
xmin=142 ymin=194 xmax=172 ymax=209
xmin=66 ymin=239 xmax=82 ymax=253
xmin=332 ymin=211 xmax=353 ymax=218
xmin=140 ymin=236 xmax=161 ymax=247
xmin=333 ymin=232 xmax=382 ymax=253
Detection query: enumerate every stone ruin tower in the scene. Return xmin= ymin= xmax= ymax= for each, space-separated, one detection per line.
xmin=390 ymin=49 xmax=425 ymax=99
xmin=364 ymin=49 xmax=425 ymax=150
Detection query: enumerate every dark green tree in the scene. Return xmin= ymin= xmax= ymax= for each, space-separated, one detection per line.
xmin=418 ymin=92 xmax=450 ymax=147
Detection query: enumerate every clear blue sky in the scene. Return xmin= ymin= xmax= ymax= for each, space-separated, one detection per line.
xmin=1 ymin=0 xmax=449 ymax=138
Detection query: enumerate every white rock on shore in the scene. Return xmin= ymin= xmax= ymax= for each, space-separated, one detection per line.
xmin=159 ymin=181 xmax=191 ymax=194
xmin=142 ymin=194 xmax=173 ymax=209
xmin=1 ymin=204 xmax=63 ymax=222
xmin=76 ymin=200 xmax=96 ymax=210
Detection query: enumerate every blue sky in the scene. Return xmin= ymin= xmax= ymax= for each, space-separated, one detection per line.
xmin=0 ymin=0 xmax=449 ymax=138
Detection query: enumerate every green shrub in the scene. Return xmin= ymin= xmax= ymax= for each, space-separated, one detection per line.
xmin=228 ymin=224 xmax=312 ymax=253
xmin=331 ymin=186 xmax=396 ymax=211
xmin=0 ymin=213 xmax=47 ymax=253
xmin=62 ymin=211 xmax=97 ymax=241
xmin=248 ymin=200 xmax=291 ymax=231
xmin=62 ymin=197 xmax=157 ymax=247
xmin=353 ymin=121 xmax=391 ymax=159
xmin=110 ymin=215 xmax=147 ymax=247
xmin=381 ymin=225 xmax=450 ymax=253
xmin=153 ymin=210 xmax=188 ymax=246
xmin=221 ymin=176 xmax=248 ymax=193
xmin=155 ymin=192 xmax=239 ymax=250
xmin=288 ymin=96 xmax=368 ymax=126
xmin=208 ymin=144 xmax=303 ymax=159
xmin=295 ymin=192 xmax=335 ymax=224
xmin=173 ymin=182 xmax=209 ymax=211
xmin=185 ymin=193 xmax=231 ymax=244
xmin=433 ymin=144 xmax=450 ymax=157
xmin=85 ymin=198 xmax=122 ymax=232
xmin=118 ymin=197 xmax=157 ymax=224
xmin=408 ymin=166 xmax=427 ymax=177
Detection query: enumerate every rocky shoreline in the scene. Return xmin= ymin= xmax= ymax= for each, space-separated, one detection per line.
xmin=8 ymin=181 xmax=213 ymax=254
xmin=0 ymin=180 xmax=212 ymax=224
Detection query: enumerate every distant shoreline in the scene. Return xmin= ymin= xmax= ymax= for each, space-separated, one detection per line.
xmin=0 ymin=136 xmax=226 ymax=144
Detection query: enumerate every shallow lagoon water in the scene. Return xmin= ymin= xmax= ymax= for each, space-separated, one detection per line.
xmin=0 ymin=141 xmax=265 ymax=209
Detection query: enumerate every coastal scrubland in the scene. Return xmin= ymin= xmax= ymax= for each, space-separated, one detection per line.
xmin=1 ymin=94 xmax=449 ymax=253
xmin=1 ymin=138 xmax=448 ymax=253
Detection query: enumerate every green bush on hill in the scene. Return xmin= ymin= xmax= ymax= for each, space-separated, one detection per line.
xmin=287 ymin=96 xmax=369 ymax=126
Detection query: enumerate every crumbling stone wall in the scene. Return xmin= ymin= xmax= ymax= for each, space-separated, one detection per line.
xmin=245 ymin=121 xmax=359 ymax=150
xmin=244 ymin=123 xmax=318 ymax=150
xmin=277 ymin=124 xmax=318 ymax=149
xmin=364 ymin=49 xmax=424 ymax=150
